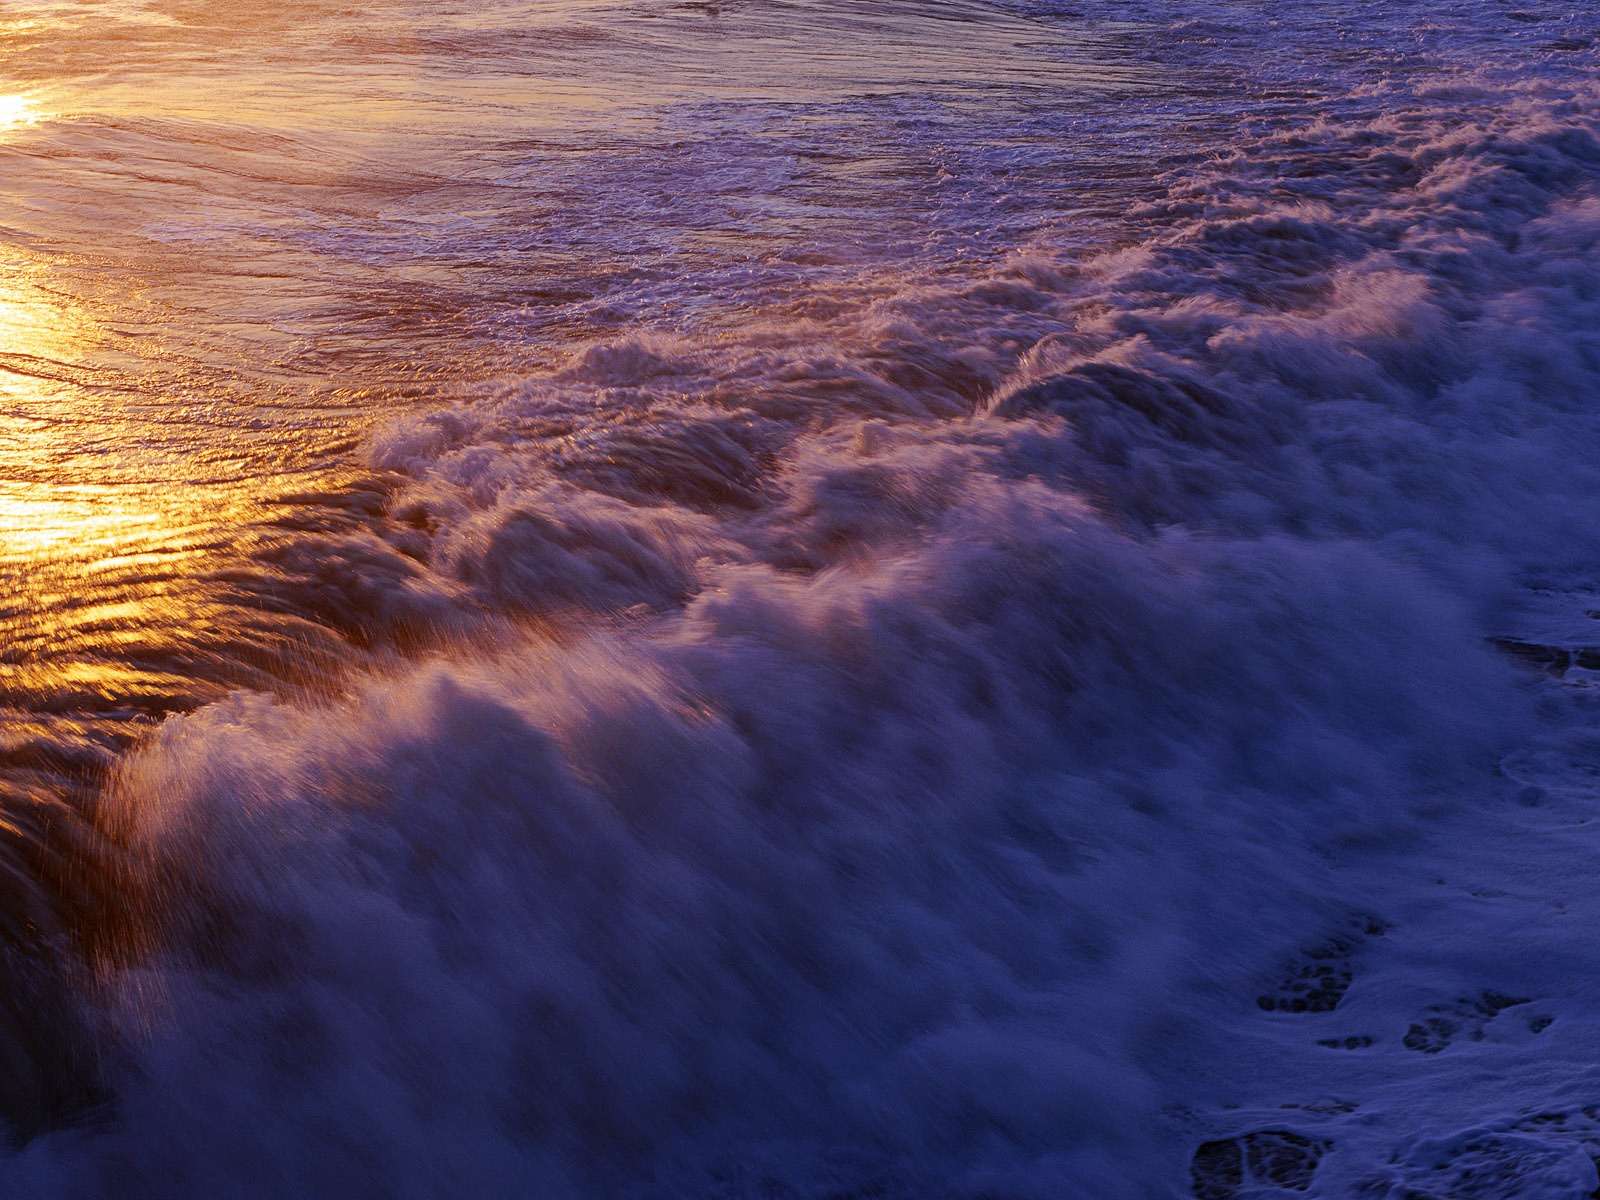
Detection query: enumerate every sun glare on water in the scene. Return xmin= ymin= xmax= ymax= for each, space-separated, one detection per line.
xmin=0 ymin=272 xmax=185 ymax=571
xmin=0 ymin=95 xmax=36 ymax=129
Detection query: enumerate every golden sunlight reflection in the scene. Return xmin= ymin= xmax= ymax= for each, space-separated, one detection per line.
xmin=0 ymin=259 xmax=233 ymax=717
xmin=0 ymin=94 xmax=37 ymax=130
xmin=0 ymin=482 xmax=184 ymax=568
xmin=0 ymin=271 xmax=178 ymax=568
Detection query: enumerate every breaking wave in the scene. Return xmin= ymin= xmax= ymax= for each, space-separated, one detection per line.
xmin=8 ymin=4 xmax=1600 ymax=1198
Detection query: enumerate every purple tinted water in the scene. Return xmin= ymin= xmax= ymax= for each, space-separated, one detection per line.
xmin=1 ymin=1 xmax=1599 ymax=1196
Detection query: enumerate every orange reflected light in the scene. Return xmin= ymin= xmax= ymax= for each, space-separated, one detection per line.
xmin=0 ymin=271 xmax=183 ymax=572
xmin=0 ymin=264 xmax=225 ymax=710
xmin=0 ymin=95 xmax=36 ymax=130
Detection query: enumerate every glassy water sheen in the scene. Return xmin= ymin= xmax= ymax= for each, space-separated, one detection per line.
xmin=2 ymin=0 xmax=1600 ymax=1195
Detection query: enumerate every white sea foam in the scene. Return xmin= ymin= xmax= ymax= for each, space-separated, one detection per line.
xmin=7 ymin=2 xmax=1600 ymax=1198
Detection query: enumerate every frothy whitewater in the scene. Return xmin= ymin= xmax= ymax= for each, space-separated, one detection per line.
xmin=1 ymin=1 xmax=1599 ymax=1196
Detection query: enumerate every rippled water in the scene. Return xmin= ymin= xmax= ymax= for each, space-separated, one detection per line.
xmin=1 ymin=0 xmax=1141 ymax=730
xmin=4 ymin=1 xmax=1600 ymax=1197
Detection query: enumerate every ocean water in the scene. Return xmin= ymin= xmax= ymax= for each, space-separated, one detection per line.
xmin=2 ymin=0 xmax=1600 ymax=1196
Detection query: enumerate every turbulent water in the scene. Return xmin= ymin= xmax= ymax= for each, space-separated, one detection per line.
xmin=2 ymin=0 xmax=1600 ymax=1196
